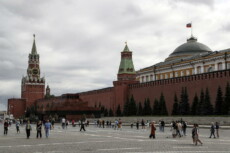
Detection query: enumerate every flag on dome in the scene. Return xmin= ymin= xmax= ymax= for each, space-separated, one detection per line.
xmin=186 ymin=23 xmax=192 ymax=28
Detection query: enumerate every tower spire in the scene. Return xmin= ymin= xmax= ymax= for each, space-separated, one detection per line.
xmin=31 ymin=34 xmax=37 ymax=54
xmin=123 ymin=41 xmax=130 ymax=52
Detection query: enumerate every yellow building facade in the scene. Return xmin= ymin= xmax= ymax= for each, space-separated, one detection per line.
xmin=137 ymin=36 xmax=230 ymax=83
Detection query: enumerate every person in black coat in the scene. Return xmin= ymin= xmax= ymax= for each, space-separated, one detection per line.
xmin=80 ymin=120 xmax=86 ymax=131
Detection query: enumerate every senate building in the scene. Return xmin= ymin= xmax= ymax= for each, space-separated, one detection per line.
xmin=8 ymin=33 xmax=230 ymax=119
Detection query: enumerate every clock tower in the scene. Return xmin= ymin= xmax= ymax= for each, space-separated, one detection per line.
xmin=21 ymin=35 xmax=45 ymax=109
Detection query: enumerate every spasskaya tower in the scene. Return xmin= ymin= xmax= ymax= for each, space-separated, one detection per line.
xmin=21 ymin=35 xmax=45 ymax=108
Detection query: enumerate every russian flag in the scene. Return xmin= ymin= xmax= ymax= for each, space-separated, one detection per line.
xmin=186 ymin=23 xmax=192 ymax=28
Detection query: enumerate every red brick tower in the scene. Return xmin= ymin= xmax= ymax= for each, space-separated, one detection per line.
xmin=21 ymin=35 xmax=45 ymax=109
xmin=113 ymin=42 xmax=138 ymax=113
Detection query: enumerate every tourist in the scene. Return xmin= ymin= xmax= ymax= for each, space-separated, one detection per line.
xmin=4 ymin=120 xmax=9 ymax=135
xmin=114 ymin=119 xmax=118 ymax=130
xmin=141 ymin=119 xmax=145 ymax=129
xmin=215 ymin=122 xmax=219 ymax=138
xmin=72 ymin=119 xmax=75 ymax=127
xmin=131 ymin=123 xmax=134 ymax=129
xmin=61 ymin=118 xmax=65 ymax=129
xmin=193 ymin=124 xmax=203 ymax=145
xmin=149 ymin=121 xmax=156 ymax=139
xmin=161 ymin=120 xmax=165 ymax=132
xmin=51 ymin=118 xmax=55 ymax=129
xmin=44 ymin=120 xmax=51 ymax=138
xmin=136 ymin=120 xmax=139 ymax=130
xmin=25 ymin=120 xmax=32 ymax=139
xmin=36 ymin=120 xmax=42 ymax=138
xmin=80 ymin=120 xmax=86 ymax=131
xmin=182 ymin=121 xmax=187 ymax=136
xmin=209 ymin=122 xmax=216 ymax=138
xmin=118 ymin=119 xmax=122 ymax=130
xmin=65 ymin=120 xmax=69 ymax=129
xmin=16 ymin=120 xmax=20 ymax=133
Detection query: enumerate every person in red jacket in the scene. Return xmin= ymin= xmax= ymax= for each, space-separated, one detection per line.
xmin=149 ymin=121 xmax=156 ymax=139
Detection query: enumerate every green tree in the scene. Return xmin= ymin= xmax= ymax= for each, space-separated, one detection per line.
xmin=215 ymin=86 xmax=223 ymax=115
xmin=116 ymin=105 xmax=122 ymax=116
xmin=143 ymin=98 xmax=152 ymax=115
xmin=129 ymin=95 xmax=137 ymax=116
xmin=179 ymin=87 xmax=190 ymax=115
xmin=153 ymin=99 xmax=159 ymax=115
xmin=137 ymin=102 xmax=143 ymax=116
xmin=223 ymin=82 xmax=230 ymax=115
xmin=109 ymin=108 xmax=113 ymax=117
xmin=159 ymin=93 xmax=168 ymax=115
xmin=172 ymin=94 xmax=179 ymax=115
xmin=123 ymin=98 xmax=130 ymax=116
xmin=198 ymin=89 xmax=205 ymax=115
xmin=104 ymin=108 xmax=108 ymax=117
xmin=191 ymin=93 xmax=199 ymax=115
xmin=203 ymin=88 xmax=213 ymax=115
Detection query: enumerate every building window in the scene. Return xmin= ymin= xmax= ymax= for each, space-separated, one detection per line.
xmin=170 ymin=73 xmax=173 ymax=78
xmin=197 ymin=66 xmax=201 ymax=74
xmin=227 ymin=63 xmax=230 ymax=69
xmin=165 ymin=74 xmax=168 ymax=79
xmin=175 ymin=72 xmax=178 ymax=77
xmin=207 ymin=67 xmax=213 ymax=72
xmin=218 ymin=63 xmax=222 ymax=70
xmin=146 ymin=76 xmax=149 ymax=82
xmin=181 ymin=71 xmax=184 ymax=77
xmin=150 ymin=75 xmax=153 ymax=81
xmin=142 ymin=76 xmax=144 ymax=82
xmin=156 ymin=75 xmax=158 ymax=80
xmin=160 ymin=74 xmax=163 ymax=79
xmin=186 ymin=70 xmax=190 ymax=76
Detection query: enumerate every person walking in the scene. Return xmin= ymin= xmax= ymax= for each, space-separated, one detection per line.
xmin=149 ymin=121 xmax=156 ymax=139
xmin=215 ymin=122 xmax=219 ymax=138
xmin=4 ymin=120 xmax=9 ymax=135
xmin=25 ymin=120 xmax=32 ymax=139
xmin=193 ymin=124 xmax=203 ymax=145
xmin=61 ymin=118 xmax=65 ymax=129
xmin=141 ymin=119 xmax=145 ymax=129
xmin=36 ymin=120 xmax=42 ymax=138
xmin=44 ymin=120 xmax=51 ymax=138
xmin=16 ymin=120 xmax=20 ymax=133
xmin=136 ymin=120 xmax=139 ymax=130
xmin=80 ymin=120 xmax=86 ymax=131
xmin=209 ymin=122 xmax=216 ymax=138
xmin=182 ymin=121 xmax=187 ymax=136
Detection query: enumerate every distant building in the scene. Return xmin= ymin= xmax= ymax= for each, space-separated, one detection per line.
xmin=137 ymin=36 xmax=230 ymax=82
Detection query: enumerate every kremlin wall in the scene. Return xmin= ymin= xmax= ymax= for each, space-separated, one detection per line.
xmin=8 ymin=35 xmax=230 ymax=119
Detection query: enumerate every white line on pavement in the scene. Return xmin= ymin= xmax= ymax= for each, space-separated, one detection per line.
xmin=98 ymin=147 xmax=141 ymax=151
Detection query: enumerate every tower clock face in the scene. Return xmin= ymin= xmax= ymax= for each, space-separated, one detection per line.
xmin=32 ymin=68 xmax=38 ymax=75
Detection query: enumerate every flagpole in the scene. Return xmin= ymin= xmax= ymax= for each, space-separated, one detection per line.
xmin=191 ymin=21 xmax=193 ymax=37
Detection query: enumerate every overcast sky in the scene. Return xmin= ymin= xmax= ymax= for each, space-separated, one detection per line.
xmin=1 ymin=0 xmax=230 ymax=110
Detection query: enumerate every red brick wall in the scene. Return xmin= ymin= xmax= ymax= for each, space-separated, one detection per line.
xmin=8 ymin=99 xmax=26 ymax=118
xmin=79 ymin=87 xmax=115 ymax=111
xmin=22 ymin=84 xmax=45 ymax=108
xmin=129 ymin=70 xmax=230 ymax=114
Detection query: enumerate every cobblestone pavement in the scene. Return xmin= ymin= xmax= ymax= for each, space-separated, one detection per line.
xmin=0 ymin=124 xmax=229 ymax=153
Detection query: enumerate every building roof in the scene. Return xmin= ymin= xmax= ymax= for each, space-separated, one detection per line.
xmin=165 ymin=36 xmax=212 ymax=61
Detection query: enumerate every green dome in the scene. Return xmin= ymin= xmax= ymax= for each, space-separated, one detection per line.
xmin=165 ymin=36 xmax=212 ymax=61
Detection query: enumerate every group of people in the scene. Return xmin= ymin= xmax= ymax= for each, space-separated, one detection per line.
xmin=171 ymin=120 xmax=187 ymax=138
